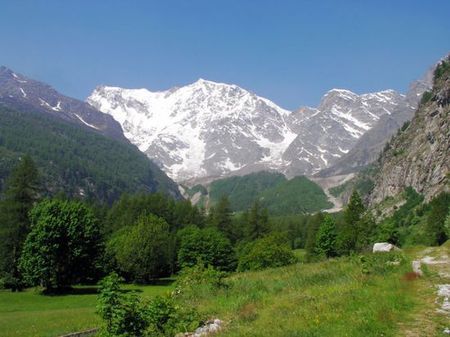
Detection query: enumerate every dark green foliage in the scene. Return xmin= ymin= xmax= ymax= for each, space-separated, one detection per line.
xmin=355 ymin=214 xmax=377 ymax=251
xmin=208 ymin=173 xmax=331 ymax=215
xmin=304 ymin=213 xmax=325 ymax=260
xmin=434 ymin=57 xmax=450 ymax=81
xmin=237 ymin=233 xmax=297 ymax=272
xmin=19 ymin=199 xmax=102 ymax=291
xmin=208 ymin=195 xmax=235 ymax=241
xmin=426 ymin=192 xmax=450 ymax=245
xmin=105 ymin=193 xmax=204 ymax=235
xmin=337 ymin=191 xmax=365 ymax=255
xmin=315 ymin=215 xmax=337 ymax=258
xmin=0 ymin=106 xmax=179 ymax=203
xmin=177 ymin=226 xmax=236 ymax=272
xmin=0 ymin=156 xmax=39 ymax=290
xmin=420 ymin=91 xmax=433 ymax=105
xmin=259 ymin=176 xmax=333 ymax=215
xmin=113 ymin=215 xmax=172 ymax=282
xmin=97 ymin=273 xmax=149 ymax=337
xmin=97 ymin=273 xmax=200 ymax=337
xmin=209 ymin=171 xmax=286 ymax=211
xmin=244 ymin=201 xmax=270 ymax=241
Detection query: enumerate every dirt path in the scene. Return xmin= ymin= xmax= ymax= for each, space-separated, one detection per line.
xmin=401 ymin=244 xmax=450 ymax=336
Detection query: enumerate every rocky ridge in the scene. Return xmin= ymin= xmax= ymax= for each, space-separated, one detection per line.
xmin=369 ymin=56 xmax=450 ymax=204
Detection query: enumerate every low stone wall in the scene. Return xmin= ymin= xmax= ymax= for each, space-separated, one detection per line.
xmin=58 ymin=328 xmax=99 ymax=337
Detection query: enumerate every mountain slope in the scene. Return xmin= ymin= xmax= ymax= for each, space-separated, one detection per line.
xmin=88 ymin=80 xmax=408 ymax=182
xmin=369 ymin=56 xmax=450 ymax=204
xmin=0 ymin=105 xmax=181 ymax=202
xmin=0 ymin=66 xmax=125 ymax=141
xmin=284 ymin=89 xmax=408 ymax=177
xmin=318 ymin=65 xmax=434 ymax=177
xmin=187 ymin=171 xmax=332 ymax=215
xmin=88 ymin=79 xmax=296 ymax=182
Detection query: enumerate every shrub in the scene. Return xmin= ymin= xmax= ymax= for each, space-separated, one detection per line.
xmin=237 ymin=233 xmax=297 ymax=272
xmin=177 ymin=226 xmax=236 ymax=271
xmin=97 ymin=273 xmax=200 ymax=337
xmin=97 ymin=273 xmax=149 ymax=337
xmin=113 ymin=215 xmax=172 ymax=283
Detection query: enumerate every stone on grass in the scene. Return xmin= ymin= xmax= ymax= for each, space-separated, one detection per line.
xmin=372 ymin=242 xmax=400 ymax=253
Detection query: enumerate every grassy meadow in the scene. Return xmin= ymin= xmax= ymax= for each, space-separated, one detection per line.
xmin=0 ymin=282 xmax=175 ymax=337
xmin=178 ymin=252 xmax=423 ymax=337
xmin=0 ymin=250 xmax=436 ymax=337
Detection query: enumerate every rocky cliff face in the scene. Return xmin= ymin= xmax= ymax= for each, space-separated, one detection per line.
xmin=369 ymin=56 xmax=450 ymax=204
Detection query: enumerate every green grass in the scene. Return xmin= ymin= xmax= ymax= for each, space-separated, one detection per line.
xmin=179 ymin=253 xmax=421 ymax=337
xmin=0 ymin=282 xmax=174 ymax=337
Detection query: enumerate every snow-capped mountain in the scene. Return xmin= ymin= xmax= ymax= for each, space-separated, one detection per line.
xmin=88 ymin=79 xmax=296 ymax=181
xmin=283 ymin=89 xmax=408 ymax=177
xmin=0 ymin=66 xmax=125 ymax=141
xmin=88 ymin=79 xmax=408 ymax=182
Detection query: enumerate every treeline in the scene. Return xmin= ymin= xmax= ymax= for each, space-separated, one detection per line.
xmin=0 ymin=157 xmax=295 ymax=292
xmin=1 ymin=156 xmax=448 ymax=293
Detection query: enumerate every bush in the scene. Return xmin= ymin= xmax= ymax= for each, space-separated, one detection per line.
xmin=237 ymin=233 xmax=297 ymax=272
xmin=97 ymin=273 xmax=149 ymax=337
xmin=174 ymin=263 xmax=226 ymax=298
xmin=97 ymin=273 xmax=200 ymax=337
xmin=113 ymin=215 xmax=172 ymax=283
xmin=177 ymin=226 xmax=236 ymax=272
xmin=357 ymin=252 xmax=407 ymax=275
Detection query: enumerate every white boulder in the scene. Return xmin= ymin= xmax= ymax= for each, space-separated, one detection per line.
xmin=372 ymin=242 xmax=400 ymax=253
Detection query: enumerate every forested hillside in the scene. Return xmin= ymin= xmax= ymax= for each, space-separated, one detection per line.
xmin=0 ymin=105 xmax=181 ymax=202
xmin=204 ymin=171 xmax=332 ymax=215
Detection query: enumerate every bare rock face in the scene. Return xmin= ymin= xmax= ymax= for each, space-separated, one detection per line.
xmin=369 ymin=56 xmax=450 ymax=204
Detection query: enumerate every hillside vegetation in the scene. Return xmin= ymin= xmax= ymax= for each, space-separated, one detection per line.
xmin=206 ymin=172 xmax=332 ymax=215
xmin=0 ymin=106 xmax=180 ymax=202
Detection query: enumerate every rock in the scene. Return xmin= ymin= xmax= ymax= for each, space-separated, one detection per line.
xmin=412 ymin=260 xmax=423 ymax=276
xmin=372 ymin=242 xmax=400 ymax=253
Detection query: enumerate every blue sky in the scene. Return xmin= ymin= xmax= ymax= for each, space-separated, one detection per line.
xmin=0 ymin=0 xmax=449 ymax=109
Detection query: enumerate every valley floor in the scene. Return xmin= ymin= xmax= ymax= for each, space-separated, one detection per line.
xmin=0 ymin=283 xmax=174 ymax=337
xmin=1 ymin=246 xmax=449 ymax=337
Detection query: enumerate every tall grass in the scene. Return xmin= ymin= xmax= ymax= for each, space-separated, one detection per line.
xmin=179 ymin=253 xmax=418 ymax=337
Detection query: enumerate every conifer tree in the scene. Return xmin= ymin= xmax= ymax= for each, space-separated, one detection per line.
xmin=336 ymin=190 xmax=365 ymax=255
xmin=315 ymin=214 xmax=337 ymax=258
xmin=210 ymin=195 xmax=234 ymax=240
xmin=0 ymin=156 xmax=39 ymax=291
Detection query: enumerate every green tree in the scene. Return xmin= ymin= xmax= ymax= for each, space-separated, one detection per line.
xmin=356 ymin=213 xmax=377 ymax=251
xmin=304 ymin=212 xmax=325 ymax=260
xmin=445 ymin=213 xmax=450 ymax=239
xmin=337 ymin=191 xmax=365 ymax=255
xmin=209 ymin=195 xmax=234 ymax=240
xmin=237 ymin=233 xmax=297 ymax=272
xmin=177 ymin=226 xmax=236 ymax=272
xmin=19 ymin=199 xmax=101 ymax=291
xmin=113 ymin=215 xmax=172 ymax=283
xmin=315 ymin=215 xmax=337 ymax=258
xmin=245 ymin=201 xmax=269 ymax=241
xmin=0 ymin=155 xmax=39 ymax=291
xmin=426 ymin=192 xmax=450 ymax=245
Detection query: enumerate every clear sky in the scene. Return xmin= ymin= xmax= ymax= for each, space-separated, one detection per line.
xmin=0 ymin=0 xmax=449 ymax=109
